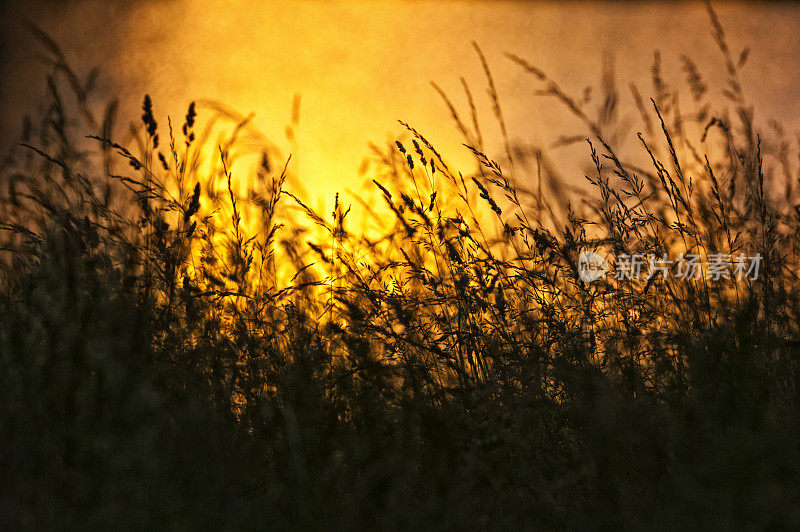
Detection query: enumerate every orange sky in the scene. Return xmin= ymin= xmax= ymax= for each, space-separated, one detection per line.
xmin=2 ymin=1 xmax=800 ymax=212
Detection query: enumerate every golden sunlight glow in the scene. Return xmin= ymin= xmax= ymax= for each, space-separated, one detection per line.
xmin=1 ymin=1 xmax=799 ymax=217
xmin=10 ymin=0 xmax=789 ymax=213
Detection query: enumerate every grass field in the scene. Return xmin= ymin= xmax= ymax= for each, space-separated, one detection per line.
xmin=2 ymin=3 xmax=800 ymax=529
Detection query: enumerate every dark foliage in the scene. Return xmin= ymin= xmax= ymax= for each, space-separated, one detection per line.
xmin=2 ymin=5 xmax=800 ymax=529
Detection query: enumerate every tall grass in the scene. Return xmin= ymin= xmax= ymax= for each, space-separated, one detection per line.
xmin=2 ymin=4 xmax=800 ymax=528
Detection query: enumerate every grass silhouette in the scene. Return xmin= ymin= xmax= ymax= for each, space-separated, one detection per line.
xmin=2 ymin=3 xmax=800 ymax=528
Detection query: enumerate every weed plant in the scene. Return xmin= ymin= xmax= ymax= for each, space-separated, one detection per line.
xmin=2 ymin=4 xmax=800 ymax=529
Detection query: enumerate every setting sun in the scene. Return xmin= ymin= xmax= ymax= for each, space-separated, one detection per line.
xmin=2 ymin=1 xmax=800 ymax=528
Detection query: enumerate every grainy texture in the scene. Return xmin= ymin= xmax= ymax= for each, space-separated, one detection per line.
xmin=2 ymin=4 xmax=800 ymax=529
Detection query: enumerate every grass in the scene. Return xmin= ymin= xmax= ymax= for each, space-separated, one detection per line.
xmin=2 ymin=3 xmax=800 ymax=529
